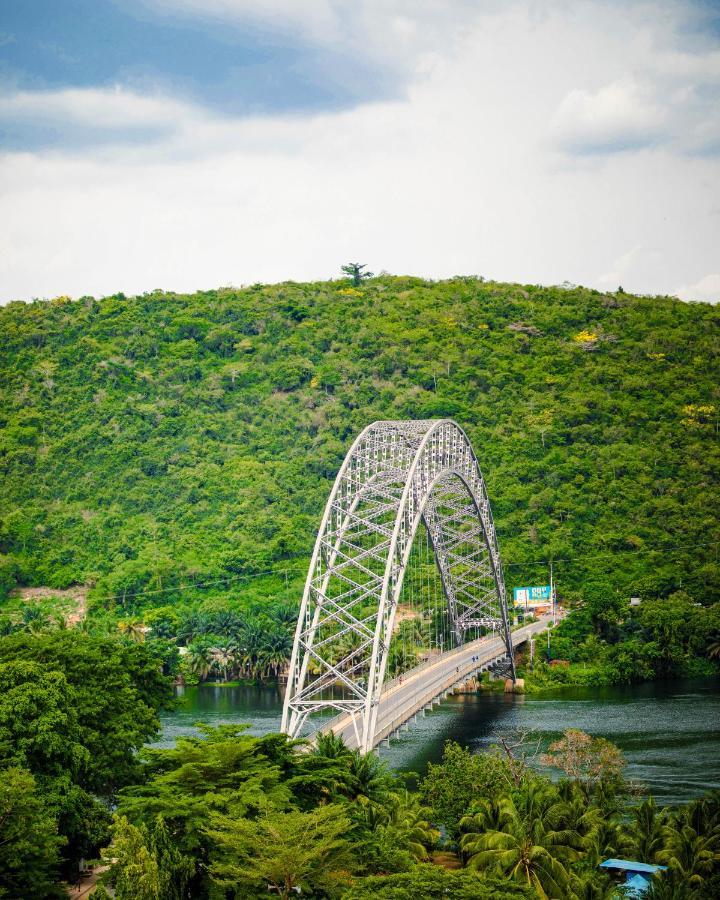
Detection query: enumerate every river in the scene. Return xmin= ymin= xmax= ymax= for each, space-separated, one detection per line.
xmin=157 ymin=677 xmax=720 ymax=805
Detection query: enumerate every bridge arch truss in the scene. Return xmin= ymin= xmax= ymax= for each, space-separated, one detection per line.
xmin=281 ymin=419 xmax=514 ymax=752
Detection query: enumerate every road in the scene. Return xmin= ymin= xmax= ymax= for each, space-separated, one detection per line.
xmin=325 ymin=616 xmax=552 ymax=750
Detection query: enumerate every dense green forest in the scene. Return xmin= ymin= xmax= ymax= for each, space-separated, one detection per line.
xmin=1 ymin=276 xmax=718 ymax=620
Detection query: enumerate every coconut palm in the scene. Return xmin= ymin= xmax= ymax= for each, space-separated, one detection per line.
xmin=658 ymin=812 xmax=720 ymax=885
xmin=253 ymin=627 xmax=292 ymax=678
xmin=186 ymin=643 xmax=213 ymax=680
xmin=365 ymin=790 xmax=439 ymax=861
xmin=346 ymin=749 xmax=395 ymax=805
xmin=569 ymin=869 xmax=619 ymax=900
xmin=459 ymin=798 xmax=506 ymax=837
xmin=118 ymin=620 xmax=146 ymax=643
xmin=213 ymin=647 xmax=234 ymax=682
xmin=312 ymin=731 xmax=352 ymax=761
xmin=460 ymin=792 xmax=580 ymax=900
xmin=623 ymin=797 xmax=667 ymax=863
xmin=545 ymin=792 xmax=603 ymax=850
xmin=645 ymin=868 xmax=695 ymax=899
xmin=584 ymin=818 xmax=625 ymax=867
xmin=20 ymin=606 xmax=49 ymax=635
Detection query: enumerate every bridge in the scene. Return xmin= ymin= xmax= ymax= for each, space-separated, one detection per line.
xmin=282 ymin=419 xmax=534 ymax=753
xmin=323 ymin=616 xmax=550 ymax=751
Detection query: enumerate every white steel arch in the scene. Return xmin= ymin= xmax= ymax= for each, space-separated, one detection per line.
xmin=281 ymin=419 xmax=514 ymax=752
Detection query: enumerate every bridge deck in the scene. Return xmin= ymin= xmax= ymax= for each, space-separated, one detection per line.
xmin=324 ymin=617 xmax=551 ymax=750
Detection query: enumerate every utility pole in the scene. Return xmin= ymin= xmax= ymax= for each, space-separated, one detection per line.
xmin=550 ymin=559 xmax=556 ymax=625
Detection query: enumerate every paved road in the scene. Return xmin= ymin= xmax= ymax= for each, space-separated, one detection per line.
xmin=327 ymin=616 xmax=552 ymax=750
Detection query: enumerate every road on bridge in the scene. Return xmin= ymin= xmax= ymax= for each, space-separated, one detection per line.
xmin=327 ymin=616 xmax=552 ymax=751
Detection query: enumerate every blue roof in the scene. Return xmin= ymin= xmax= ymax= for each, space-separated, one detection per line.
xmin=625 ymin=872 xmax=653 ymax=896
xmin=600 ymin=858 xmax=666 ymax=874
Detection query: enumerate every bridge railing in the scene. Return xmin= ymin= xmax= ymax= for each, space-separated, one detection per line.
xmin=310 ymin=635 xmax=507 ymax=738
xmin=306 ymin=620 xmax=547 ymax=740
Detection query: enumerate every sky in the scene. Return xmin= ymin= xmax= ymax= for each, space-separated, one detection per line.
xmin=0 ymin=0 xmax=719 ymax=303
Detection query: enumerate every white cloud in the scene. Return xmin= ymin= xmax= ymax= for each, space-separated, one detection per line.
xmin=676 ymin=273 xmax=720 ymax=303
xmin=0 ymin=1 xmax=719 ymax=302
xmin=0 ymin=86 xmax=200 ymax=136
xmin=550 ymin=79 xmax=667 ymax=154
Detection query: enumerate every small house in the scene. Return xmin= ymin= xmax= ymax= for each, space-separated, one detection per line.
xmin=599 ymin=858 xmax=667 ymax=896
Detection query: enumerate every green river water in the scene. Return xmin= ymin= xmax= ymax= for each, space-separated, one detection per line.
xmin=158 ymin=677 xmax=720 ymax=805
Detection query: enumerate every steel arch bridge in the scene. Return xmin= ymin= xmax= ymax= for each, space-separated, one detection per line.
xmin=281 ymin=419 xmax=515 ymax=753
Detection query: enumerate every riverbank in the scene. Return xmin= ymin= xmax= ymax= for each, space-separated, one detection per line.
xmin=517 ymin=657 xmax=719 ymax=693
xmin=157 ymin=676 xmax=720 ymax=805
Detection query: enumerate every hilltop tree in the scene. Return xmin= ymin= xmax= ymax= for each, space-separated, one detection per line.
xmin=341 ymin=263 xmax=373 ymax=286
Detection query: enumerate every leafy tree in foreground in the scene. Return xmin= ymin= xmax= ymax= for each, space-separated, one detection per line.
xmin=205 ymin=804 xmax=353 ymax=899
xmin=0 ymin=660 xmax=87 ymax=777
xmin=419 ymin=740 xmax=517 ymax=836
xmin=0 ymin=631 xmax=172 ymax=794
xmin=101 ymin=816 xmax=161 ymax=900
xmin=100 ymin=814 xmax=194 ymax=900
xmin=0 ymin=630 xmax=172 ymax=878
xmin=0 ymin=767 xmax=65 ymax=899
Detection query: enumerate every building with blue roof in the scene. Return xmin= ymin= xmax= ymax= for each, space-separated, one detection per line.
xmin=599 ymin=858 xmax=668 ymax=896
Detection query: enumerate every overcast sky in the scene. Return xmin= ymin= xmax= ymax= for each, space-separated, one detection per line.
xmin=1 ymin=0 xmax=719 ymax=303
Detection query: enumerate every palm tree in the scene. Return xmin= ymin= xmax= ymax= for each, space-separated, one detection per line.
xmin=622 ymin=797 xmax=666 ymax=863
xmin=176 ymin=611 xmax=214 ymax=646
xmin=313 ymin=732 xmax=352 ymax=761
xmin=365 ymin=790 xmax=439 ymax=861
xmin=645 ymin=868 xmax=695 ymax=899
xmin=118 ymin=620 xmax=146 ymax=643
xmin=459 ymin=798 xmax=506 ymax=837
xmin=569 ymin=869 xmax=618 ymax=900
xmin=460 ymin=792 xmax=580 ymax=899
xmin=263 ymin=628 xmax=292 ymax=678
xmin=584 ymin=818 xmax=625 ymax=867
xmin=186 ymin=643 xmax=213 ymax=681
xmin=346 ymin=750 xmax=395 ymax=805
xmin=271 ymin=604 xmax=299 ymax=629
xmin=20 ymin=606 xmax=49 ymax=635
xmin=213 ymin=648 xmax=233 ymax=682
xmin=658 ymin=816 xmax=720 ymax=886
xmin=235 ymin=622 xmax=265 ymax=678
xmin=212 ymin=609 xmax=245 ymax=638
xmin=545 ymin=792 xmax=603 ymax=851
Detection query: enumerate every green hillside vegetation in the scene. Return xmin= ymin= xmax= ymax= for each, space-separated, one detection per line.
xmin=0 ymin=276 xmax=719 ymax=682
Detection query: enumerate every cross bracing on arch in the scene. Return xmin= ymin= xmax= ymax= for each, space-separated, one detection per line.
xmin=281 ymin=419 xmax=514 ymax=752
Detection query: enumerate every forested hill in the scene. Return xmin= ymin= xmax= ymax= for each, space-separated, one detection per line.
xmin=1 ymin=276 xmax=718 ymax=614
